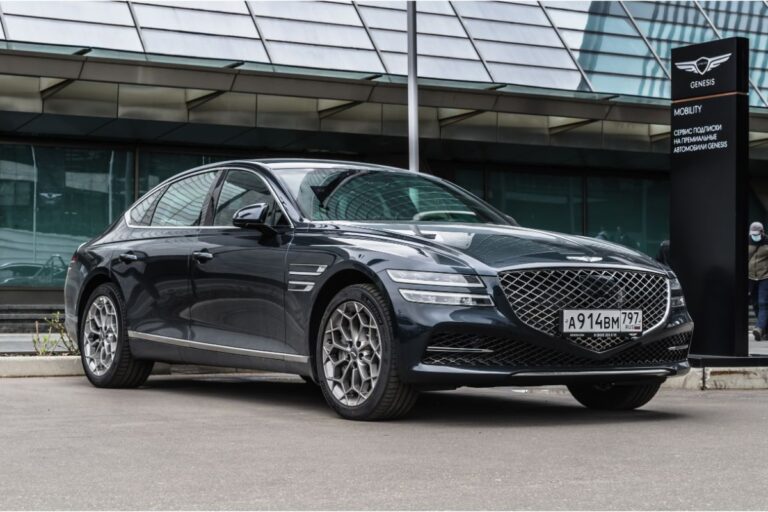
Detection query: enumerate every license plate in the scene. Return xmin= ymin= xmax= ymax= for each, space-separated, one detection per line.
xmin=562 ymin=309 xmax=642 ymax=334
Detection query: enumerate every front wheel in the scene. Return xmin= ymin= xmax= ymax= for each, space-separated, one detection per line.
xmin=568 ymin=381 xmax=662 ymax=410
xmin=316 ymin=284 xmax=418 ymax=420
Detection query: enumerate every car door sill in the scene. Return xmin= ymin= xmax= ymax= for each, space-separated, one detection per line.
xmin=127 ymin=330 xmax=309 ymax=363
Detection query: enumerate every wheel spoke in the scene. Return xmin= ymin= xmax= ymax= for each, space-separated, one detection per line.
xmin=322 ymin=299 xmax=383 ymax=407
xmin=83 ymin=295 xmax=119 ymax=377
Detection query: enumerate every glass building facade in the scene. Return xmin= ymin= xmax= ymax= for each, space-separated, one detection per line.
xmin=0 ymin=1 xmax=767 ymax=295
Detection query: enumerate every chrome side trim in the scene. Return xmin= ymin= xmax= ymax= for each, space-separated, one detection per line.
xmin=127 ymin=330 xmax=309 ymax=363
xmin=426 ymin=346 xmax=494 ymax=354
xmin=512 ymin=369 xmax=673 ymax=378
xmin=288 ymin=264 xmax=327 ymax=276
xmin=288 ymin=281 xmax=315 ymax=292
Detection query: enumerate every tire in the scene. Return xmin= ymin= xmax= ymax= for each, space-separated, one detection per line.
xmin=79 ymin=283 xmax=153 ymax=388
xmin=316 ymin=284 xmax=418 ymax=420
xmin=568 ymin=381 xmax=662 ymax=410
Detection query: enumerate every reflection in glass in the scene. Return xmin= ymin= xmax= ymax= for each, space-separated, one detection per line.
xmin=152 ymin=172 xmax=217 ymax=227
xmin=486 ymin=171 xmax=583 ymax=235
xmin=0 ymin=144 xmax=134 ymax=287
xmin=138 ymin=151 xmax=241 ymax=194
xmin=587 ymin=176 xmax=669 ymax=256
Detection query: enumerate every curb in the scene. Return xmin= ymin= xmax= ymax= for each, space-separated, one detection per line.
xmin=0 ymin=358 xmax=260 ymax=378
xmin=663 ymin=367 xmax=768 ymax=390
xmin=0 ymin=356 xmax=83 ymax=378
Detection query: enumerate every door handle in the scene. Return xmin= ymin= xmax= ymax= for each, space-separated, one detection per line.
xmin=119 ymin=252 xmax=139 ymax=263
xmin=192 ymin=250 xmax=214 ymax=262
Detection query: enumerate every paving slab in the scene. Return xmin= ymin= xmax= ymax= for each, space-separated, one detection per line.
xmin=1 ymin=375 xmax=767 ymax=510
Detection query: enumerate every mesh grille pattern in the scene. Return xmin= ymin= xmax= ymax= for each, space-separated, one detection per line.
xmin=499 ymin=268 xmax=669 ymax=352
xmin=423 ymin=330 xmax=691 ymax=368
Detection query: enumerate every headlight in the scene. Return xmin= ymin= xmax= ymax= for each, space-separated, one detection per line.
xmin=399 ymin=289 xmax=494 ymax=306
xmin=670 ymin=277 xmax=682 ymax=293
xmin=387 ymin=269 xmax=483 ymax=287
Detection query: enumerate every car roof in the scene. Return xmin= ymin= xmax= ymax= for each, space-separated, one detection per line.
xmin=246 ymin=158 xmax=403 ymax=173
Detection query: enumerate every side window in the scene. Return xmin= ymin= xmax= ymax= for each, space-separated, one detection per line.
xmin=151 ymin=172 xmax=217 ymax=227
xmin=129 ymin=187 xmax=163 ymax=226
xmin=213 ymin=170 xmax=288 ymax=226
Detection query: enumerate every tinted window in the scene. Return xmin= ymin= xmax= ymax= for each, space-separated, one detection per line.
xmin=129 ymin=187 xmax=163 ymax=226
xmin=151 ymin=172 xmax=217 ymax=227
xmin=277 ymin=168 xmax=505 ymax=224
xmin=213 ymin=170 xmax=288 ymax=226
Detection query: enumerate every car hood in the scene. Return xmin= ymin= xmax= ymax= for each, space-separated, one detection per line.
xmin=323 ymin=222 xmax=667 ymax=274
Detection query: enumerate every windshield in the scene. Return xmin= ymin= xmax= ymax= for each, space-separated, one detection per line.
xmin=276 ymin=168 xmax=509 ymax=224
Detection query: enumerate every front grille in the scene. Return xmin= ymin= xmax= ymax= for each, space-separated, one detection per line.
xmin=423 ymin=330 xmax=691 ymax=368
xmin=499 ymin=268 xmax=669 ymax=352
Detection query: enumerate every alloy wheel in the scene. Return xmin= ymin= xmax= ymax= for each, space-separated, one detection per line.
xmin=322 ymin=300 xmax=382 ymax=406
xmin=83 ymin=295 xmax=119 ymax=376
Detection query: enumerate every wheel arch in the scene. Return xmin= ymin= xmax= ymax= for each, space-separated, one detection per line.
xmin=307 ymin=265 xmax=393 ymax=380
xmin=76 ymin=270 xmax=114 ymax=329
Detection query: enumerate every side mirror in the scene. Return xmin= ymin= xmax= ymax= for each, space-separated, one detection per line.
xmin=232 ymin=203 xmax=274 ymax=234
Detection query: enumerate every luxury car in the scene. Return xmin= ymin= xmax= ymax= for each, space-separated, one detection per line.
xmin=64 ymin=159 xmax=693 ymax=420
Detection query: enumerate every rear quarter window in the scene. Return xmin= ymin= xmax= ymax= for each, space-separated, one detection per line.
xmin=128 ymin=187 xmax=164 ymax=226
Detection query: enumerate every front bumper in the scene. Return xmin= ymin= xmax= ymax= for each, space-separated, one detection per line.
xmin=383 ymin=273 xmax=694 ymax=388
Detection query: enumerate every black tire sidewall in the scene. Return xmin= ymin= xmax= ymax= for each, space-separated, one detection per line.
xmin=315 ymin=284 xmax=396 ymax=420
xmin=79 ymin=283 xmax=129 ymax=387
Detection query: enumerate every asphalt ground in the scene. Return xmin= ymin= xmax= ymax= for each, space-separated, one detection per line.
xmin=1 ymin=374 xmax=767 ymax=510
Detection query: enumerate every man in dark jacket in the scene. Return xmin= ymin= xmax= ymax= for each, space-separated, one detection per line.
xmin=748 ymin=221 xmax=768 ymax=340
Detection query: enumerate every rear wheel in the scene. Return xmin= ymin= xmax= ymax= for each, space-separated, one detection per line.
xmin=79 ymin=283 xmax=153 ymax=388
xmin=316 ymin=284 xmax=418 ymax=420
xmin=568 ymin=381 xmax=662 ymax=410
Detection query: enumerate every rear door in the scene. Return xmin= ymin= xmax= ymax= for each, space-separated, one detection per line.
xmin=112 ymin=170 xmax=220 ymax=341
xmin=188 ymin=168 xmax=293 ymax=355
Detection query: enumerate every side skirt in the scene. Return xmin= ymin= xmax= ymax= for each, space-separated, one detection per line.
xmin=128 ymin=331 xmax=311 ymax=375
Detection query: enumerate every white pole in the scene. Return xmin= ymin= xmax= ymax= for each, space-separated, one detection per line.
xmin=407 ymin=1 xmax=419 ymax=172
xmin=108 ymin=150 xmax=114 ymax=221
xmin=30 ymin=146 xmax=38 ymax=263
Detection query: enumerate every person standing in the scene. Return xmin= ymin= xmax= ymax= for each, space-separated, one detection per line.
xmin=748 ymin=221 xmax=768 ymax=340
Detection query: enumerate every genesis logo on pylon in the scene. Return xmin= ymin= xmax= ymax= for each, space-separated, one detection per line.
xmin=674 ymin=53 xmax=732 ymax=75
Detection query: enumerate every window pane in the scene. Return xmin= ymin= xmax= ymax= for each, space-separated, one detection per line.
xmin=213 ymin=170 xmax=285 ymax=226
xmin=586 ymin=177 xmax=669 ymax=257
xmin=129 ymin=187 xmax=163 ymax=227
xmin=138 ymin=151 xmax=241 ymax=194
xmin=454 ymin=1 xmax=550 ymax=26
xmin=486 ymin=171 xmax=583 ymax=235
xmin=4 ymin=16 xmax=143 ymax=52
xmin=2 ymin=1 xmax=135 ymax=25
xmin=451 ymin=169 xmax=484 ymax=199
xmin=152 ymin=172 xmax=217 ymax=227
xmin=0 ymin=144 xmax=134 ymax=288
xmin=134 ymin=4 xmax=259 ymax=38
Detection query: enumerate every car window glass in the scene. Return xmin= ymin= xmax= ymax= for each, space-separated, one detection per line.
xmin=129 ymin=187 xmax=163 ymax=226
xmin=151 ymin=172 xmax=217 ymax=227
xmin=213 ymin=170 xmax=287 ymax=226
xmin=279 ymin=168 xmax=500 ymax=224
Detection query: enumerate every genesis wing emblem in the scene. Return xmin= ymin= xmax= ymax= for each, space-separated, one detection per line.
xmin=566 ymin=255 xmax=603 ymax=263
xmin=675 ymin=53 xmax=731 ymax=75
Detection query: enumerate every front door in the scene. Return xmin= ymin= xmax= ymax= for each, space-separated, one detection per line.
xmin=189 ymin=169 xmax=293 ymax=355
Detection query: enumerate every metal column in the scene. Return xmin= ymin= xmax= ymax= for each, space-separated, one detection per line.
xmin=407 ymin=1 xmax=419 ymax=172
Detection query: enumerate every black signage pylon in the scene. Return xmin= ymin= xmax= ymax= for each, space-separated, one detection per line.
xmin=670 ymin=37 xmax=749 ymax=357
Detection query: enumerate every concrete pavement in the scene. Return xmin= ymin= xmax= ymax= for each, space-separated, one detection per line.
xmin=1 ymin=374 xmax=767 ymax=510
